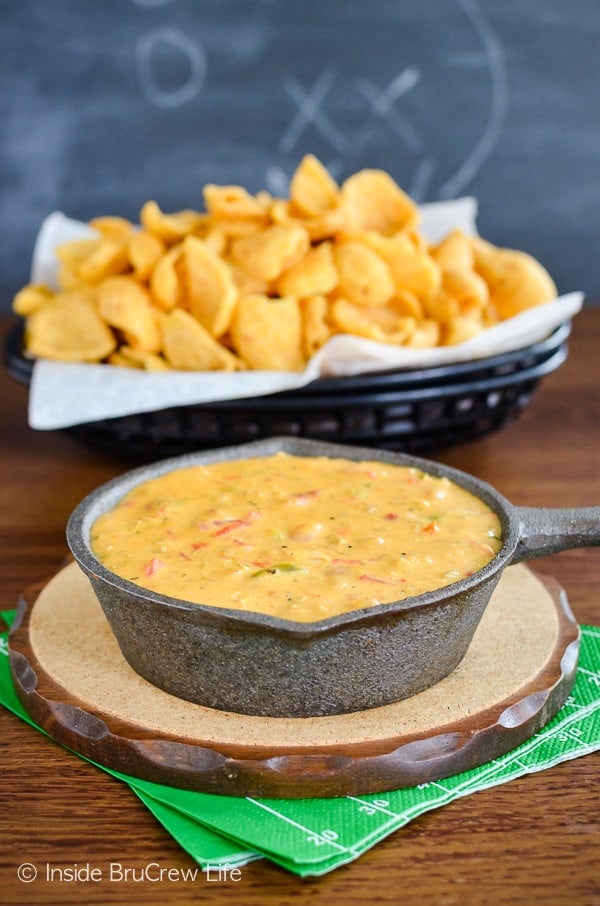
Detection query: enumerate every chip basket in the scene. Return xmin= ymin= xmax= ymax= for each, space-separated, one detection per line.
xmin=4 ymin=321 xmax=570 ymax=460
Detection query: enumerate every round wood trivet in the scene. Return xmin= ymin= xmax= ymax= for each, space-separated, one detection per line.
xmin=9 ymin=562 xmax=579 ymax=798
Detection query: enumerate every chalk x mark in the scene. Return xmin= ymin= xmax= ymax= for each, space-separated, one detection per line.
xmin=354 ymin=68 xmax=424 ymax=154
xmin=279 ymin=68 xmax=349 ymax=154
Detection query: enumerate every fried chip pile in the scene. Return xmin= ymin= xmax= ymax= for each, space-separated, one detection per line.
xmin=14 ymin=156 xmax=558 ymax=372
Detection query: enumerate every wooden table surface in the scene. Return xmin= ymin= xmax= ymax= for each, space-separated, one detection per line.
xmin=1 ymin=310 xmax=598 ymax=905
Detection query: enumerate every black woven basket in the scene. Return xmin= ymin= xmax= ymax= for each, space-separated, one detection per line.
xmin=4 ymin=321 xmax=570 ymax=459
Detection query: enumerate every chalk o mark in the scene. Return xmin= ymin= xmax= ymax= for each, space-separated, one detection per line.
xmin=136 ymin=27 xmax=207 ymax=109
xmin=439 ymin=0 xmax=508 ymax=198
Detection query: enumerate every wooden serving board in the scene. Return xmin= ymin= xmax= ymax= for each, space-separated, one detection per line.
xmin=9 ymin=562 xmax=579 ymax=798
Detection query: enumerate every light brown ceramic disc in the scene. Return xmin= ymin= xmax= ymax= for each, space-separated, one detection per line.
xmin=9 ymin=562 xmax=579 ymax=797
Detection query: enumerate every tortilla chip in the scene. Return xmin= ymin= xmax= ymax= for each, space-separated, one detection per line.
xmin=276 ymin=241 xmax=339 ymax=298
xmin=333 ymin=241 xmax=394 ymax=307
xmin=97 ymin=276 xmax=162 ymax=352
xmin=159 ymin=308 xmax=244 ymax=371
xmin=230 ymin=294 xmax=305 ymax=370
xmin=178 ymin=236 xmax=238 ymax=337
xmin=341 ymin=169 xmax=419 ymax=235
xmin=231 ymin=224 xmax=310 ymax=283
xmin=25 ymin=293 xmax=117 ymax=362
xmin=289 ymin=154 xmax=340 ymax=217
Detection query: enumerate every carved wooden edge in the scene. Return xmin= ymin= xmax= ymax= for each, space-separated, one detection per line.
xmin=8 ymin=571 xmax=580 ymax=799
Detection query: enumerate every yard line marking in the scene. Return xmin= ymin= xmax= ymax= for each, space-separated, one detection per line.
xmin=245 ymin=798 xmax=352 ymax=854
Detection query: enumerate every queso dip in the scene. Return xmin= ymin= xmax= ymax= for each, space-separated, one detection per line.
xmin=91 ymin=453 xmax=502 ymax=622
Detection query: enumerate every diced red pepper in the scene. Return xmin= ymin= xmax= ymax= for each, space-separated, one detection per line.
xmin=213 ymin=519 xmax=248 ymax=537
xmin=211 ymin=511 xmax=259 ymax=536
xmin=358 ymin=574 xmax=396 ymax=585
xmin=290 ymin=489 xmax=320 ymax=504
xmin=145 ymin=557 xmax=165 ymax=576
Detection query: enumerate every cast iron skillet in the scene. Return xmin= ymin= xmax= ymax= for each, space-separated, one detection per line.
xmin=66 ymin=437 xmax=600 ymax=718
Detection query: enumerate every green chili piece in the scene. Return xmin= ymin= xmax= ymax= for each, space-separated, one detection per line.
xmin=250 ymin=562 xmax=305 ymax=577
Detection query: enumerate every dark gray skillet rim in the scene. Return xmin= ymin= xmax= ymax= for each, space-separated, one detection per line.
xmin=66 ymin=436 xmax=521 ymax=640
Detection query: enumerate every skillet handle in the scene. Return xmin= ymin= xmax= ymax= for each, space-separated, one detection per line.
xmin=513 ymin=506 xmax=600 ymax=563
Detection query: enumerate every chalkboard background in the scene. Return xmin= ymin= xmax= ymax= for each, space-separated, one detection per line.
xmin=2 ymin=0 xmax=599 ymax=311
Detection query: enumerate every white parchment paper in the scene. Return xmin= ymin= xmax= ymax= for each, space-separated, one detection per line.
xmin=25 ymin=200 xmax=583 ymax=429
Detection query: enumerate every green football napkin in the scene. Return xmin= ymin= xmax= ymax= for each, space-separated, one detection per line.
xmin=1 ymin=609 xmax=599 ymax=877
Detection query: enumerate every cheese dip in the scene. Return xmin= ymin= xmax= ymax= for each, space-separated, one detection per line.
xmin=91 ymin=453 xmax=502 ymax=622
